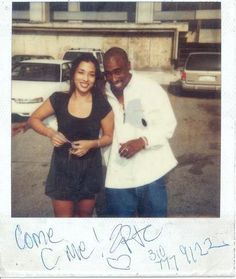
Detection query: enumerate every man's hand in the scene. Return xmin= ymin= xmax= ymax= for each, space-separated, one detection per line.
xmin=119 ymin=138 xmax=145 ymax=159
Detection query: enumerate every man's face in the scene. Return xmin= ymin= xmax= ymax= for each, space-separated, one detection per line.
xmin=104 ymin=55 xmax=131 ymax=95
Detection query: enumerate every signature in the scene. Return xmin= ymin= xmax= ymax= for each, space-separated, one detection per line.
xmin=106 ymin=223 xmax=162 ymax=270
xmin=109 ymin=223 xmax=162 ymax=253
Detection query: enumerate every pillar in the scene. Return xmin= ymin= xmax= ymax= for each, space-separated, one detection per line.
xmin=136 ymin=2 xmax=154 ymax=23
xmin=29 ymin=2 xmax=50 ymax=22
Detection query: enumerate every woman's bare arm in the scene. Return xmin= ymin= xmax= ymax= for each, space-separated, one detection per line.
xmin=28 ymin=99 xmax=68 ymax=147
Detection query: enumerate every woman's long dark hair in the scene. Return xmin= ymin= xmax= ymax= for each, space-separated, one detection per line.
xmin=68 ymin=53 xmax=105 ymax=96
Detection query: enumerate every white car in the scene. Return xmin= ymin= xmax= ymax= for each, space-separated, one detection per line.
xmin=180 ymin=52 xmax=221 ymax=93
xmin=63 ymin=48 xmax=104 ymax=72
xmin=12 ymin=59 xmax=71 ymax=117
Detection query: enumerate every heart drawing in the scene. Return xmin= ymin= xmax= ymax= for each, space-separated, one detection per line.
xmin=107 ymin=254 xmax=131 ymax=270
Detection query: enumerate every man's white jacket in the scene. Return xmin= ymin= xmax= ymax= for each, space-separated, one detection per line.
xmin=103 ymin=72 xmax=178 ymax=189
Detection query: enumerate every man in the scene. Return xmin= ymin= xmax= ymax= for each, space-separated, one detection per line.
xmin=103 ymin=47 xmax=177 ymax=217
xmin=11 ymin=122 xmax=28 ymax=136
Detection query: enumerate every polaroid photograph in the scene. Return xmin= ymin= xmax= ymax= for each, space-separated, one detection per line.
xmin=0 ymin=0 xmax=235 ymax=278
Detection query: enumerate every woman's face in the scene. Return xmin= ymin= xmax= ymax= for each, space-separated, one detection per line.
xmin=73 ymin=61 xmax=96 ymax=94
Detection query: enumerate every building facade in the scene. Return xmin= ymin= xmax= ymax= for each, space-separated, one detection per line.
xmin=12 ymin=2 xmax=221 ymax=69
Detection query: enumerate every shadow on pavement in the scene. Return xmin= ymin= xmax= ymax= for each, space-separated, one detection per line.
xmin=168 ymin=80 xmax=221 ymax=100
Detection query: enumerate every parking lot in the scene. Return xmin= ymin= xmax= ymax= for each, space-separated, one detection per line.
xmin=11 ymin=71 xmax=221 ymax=218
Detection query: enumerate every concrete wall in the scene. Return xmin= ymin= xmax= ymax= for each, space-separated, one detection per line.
xmin=12 ymin=32 xmax=173 ymax=70
xmin=186 ymin=29 xmax=221 ymax=43
xmin=199 ymin=29 xmax=221 ymax=43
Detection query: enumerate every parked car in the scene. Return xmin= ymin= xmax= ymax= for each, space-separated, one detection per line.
xmin=12 ymin=59 xmax=71 ymax=117
xmin=63 ymin=48 xmax=104 ymax=72
xmin=12 ymin=54 xmax=54 ymax=68
xmin=180 ymin=52 xmax=221 ymax=93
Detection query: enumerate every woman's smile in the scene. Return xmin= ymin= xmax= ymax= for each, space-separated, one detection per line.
xmin=74 ymin=61 xmax=96 ymax=94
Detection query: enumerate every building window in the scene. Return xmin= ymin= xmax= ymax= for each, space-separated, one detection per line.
xmin=201 ymin=19 xmax=221 ymax=29
xmin=50 ymin=1 xmax=136 ymax=22
xmin=12 ymin=2 xmax=29 ymax=11
xmin=80 ymin=2 xmax=136 ymax=22
xmin=12 ymin=2 xmax=30 ymax=22
xmin=49 ymin=2 xmax=68 ymax=12
xmin=198 ymin=2 xmax=221 ymax=10
xmin=49 ymin=2 xmax=68 ymax=21
xmin=162 ymin=2 xmax=220 ymax=11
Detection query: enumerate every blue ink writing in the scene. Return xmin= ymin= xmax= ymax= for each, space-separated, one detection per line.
xmin=109 ymin=224 xmax=162 ymax=254
xmin=107 ymin=254 xmax=131 ymax=270
xmin=148 ymin=245 xmax=179 ymax=271
xmin=179 ymin=237 xmax=230 ymax=265
xmin=15 ymin=224 xmax=63 ymax=250
xmin=13 ymin=224 xmax=230 ymax=272
xmin=65 ymin=241 xmax=95 ymax=262
xmin=41 ymin=248 xmax=60 ymax=270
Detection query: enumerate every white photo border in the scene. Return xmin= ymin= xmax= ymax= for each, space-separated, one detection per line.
xmin=0 ymin=0 xmax=235 ymax=278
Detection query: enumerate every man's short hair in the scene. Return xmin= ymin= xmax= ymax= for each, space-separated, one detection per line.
xmin=104 ymin=47 xmax=129 ymax=63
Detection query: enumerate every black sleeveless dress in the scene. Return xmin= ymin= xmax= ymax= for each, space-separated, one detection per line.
xmin=45 ymin=92 xmax=112 ymax=201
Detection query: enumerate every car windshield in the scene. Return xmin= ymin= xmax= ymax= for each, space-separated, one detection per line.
xmin=12 ymin=63 xmax=60 ymax=81
xmin=12 ymin=56 xmax=31 ymax=64
xmin=63 ymin=52 xmax=89 ymax=61
xmin=12 ymin=55 xmax=53 ymax=64
xmin=186 ymin=53 xmax=221 ymax=71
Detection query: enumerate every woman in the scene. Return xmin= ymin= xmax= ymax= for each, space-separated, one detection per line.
xmin=28 ymin=53 xmax=114 ymax=217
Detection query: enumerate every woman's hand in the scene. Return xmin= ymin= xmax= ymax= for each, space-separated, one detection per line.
xmin=70 ymin=140 xmax=94 ymax=157
xmin=50 ymin=131 xmax=68 ymax=147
